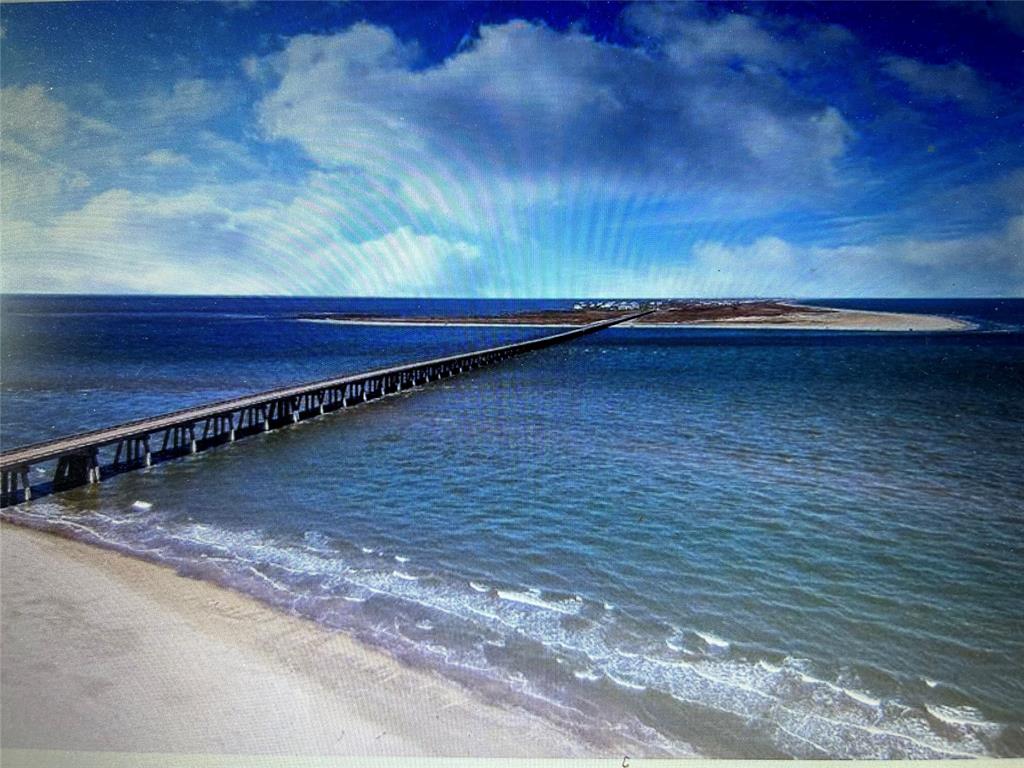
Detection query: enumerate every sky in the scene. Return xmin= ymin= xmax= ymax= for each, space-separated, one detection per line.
xmin=1 ymin=1 xmax=1022 ymax=298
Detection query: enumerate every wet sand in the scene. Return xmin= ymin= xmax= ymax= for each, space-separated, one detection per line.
xmin=0 ymin=523 xmax=586 ymax=758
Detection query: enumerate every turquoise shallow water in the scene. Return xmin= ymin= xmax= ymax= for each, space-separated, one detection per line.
xmin=2 ymin=297 xmax=1022 ymax=757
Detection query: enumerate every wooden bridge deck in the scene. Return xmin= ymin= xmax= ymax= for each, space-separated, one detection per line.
xmin=0 ymin=310 xmax=650 ymax=506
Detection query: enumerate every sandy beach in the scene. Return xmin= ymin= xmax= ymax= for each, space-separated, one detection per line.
xmin=0 ymin=522 xmax=585 ymax=758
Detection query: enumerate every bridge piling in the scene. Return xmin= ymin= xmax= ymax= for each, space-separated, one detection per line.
xmin=18 ymin=469 xmax=30 ymax=501
xmin=0 ymin=310 xmax=651 ymax=508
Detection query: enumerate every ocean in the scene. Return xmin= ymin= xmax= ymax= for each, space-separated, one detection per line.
xmin=2 ymin=296 xmax=1022 ymax=758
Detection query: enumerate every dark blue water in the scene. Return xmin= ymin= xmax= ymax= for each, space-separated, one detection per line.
xmin=2 ymin=296 xmax=1022 ymax=757
xmin=0 ymin=296 xmax=562 ymax=447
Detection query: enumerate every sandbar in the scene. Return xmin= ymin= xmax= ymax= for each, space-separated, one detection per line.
xmin=297 ymin=301 xmax=973 ymax=332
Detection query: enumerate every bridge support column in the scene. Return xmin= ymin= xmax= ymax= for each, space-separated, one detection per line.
xmin=142 ymin=436 xmax=152 ymax=467
xmin=19 ymin=468 xmax=31 ymax=501
xmin=54 ymin=452 xmax=93 ymax=490
xmin=1 ymin=471 xmax=12 ymax=504
xmin=188 ymin=426 xmax=197 ymax=454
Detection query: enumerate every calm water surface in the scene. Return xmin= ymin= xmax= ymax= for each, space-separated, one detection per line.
xmin=2 ymin=296 xmax=1022 ymax=757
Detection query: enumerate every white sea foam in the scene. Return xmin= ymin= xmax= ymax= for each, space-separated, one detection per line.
xmin=343 ymin=595 xmax=365 ymax=603
xmin=606 ymin=671 xmax=647 ymax=691
xmin=924 ymin=678 xmax=939 ymax=688
xmin=302 ymin=531 xmax=330 ymax=550
xmin=360 ymin=547 xmax=374 ymax=554
xmin=794 ymin=669 xmax=881 ymax=708
xmin=392 ymin=571 xmax=418 ymax=581
xmin=845 ymin=688 xmax=882 ymax=708
xmin=394 ymin=555 xmax=409 ymax=563
xmin=415 ymin=620 xmax=434 ymax=631
xmin=7 ymin=500 xmax=1001 ymax=761
xmin=574 ymin=668 xmax=602 ymax=681
xmin=694 ymin=630 xmax=730 ymax=651
xmin=131 ymin=500 xmax=153 ymax=512
xmin=925 ymin=704 xmax=993 ymax=728
xmin=496 ymin=589 xmax=576 ymax=614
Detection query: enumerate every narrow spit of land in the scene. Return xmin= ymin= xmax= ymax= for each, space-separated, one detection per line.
xmin=297 ymin=300 xmax=972 ymax=332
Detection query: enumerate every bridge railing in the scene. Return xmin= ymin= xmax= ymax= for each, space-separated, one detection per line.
xmin=0 ymin=310 xmax=650 ymax=506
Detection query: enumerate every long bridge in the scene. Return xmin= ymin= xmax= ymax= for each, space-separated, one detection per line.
xmin=0 ymin=311 xmax=650 ymax=507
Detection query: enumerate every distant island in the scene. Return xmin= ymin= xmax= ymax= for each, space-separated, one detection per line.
xmin=298 ymin=300 xmax=973 ymax=332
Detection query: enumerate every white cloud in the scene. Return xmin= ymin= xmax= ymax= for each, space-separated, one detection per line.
xmin=1 ymin=85 xmax=70 ymax=149
xmin=0 ymin=86 xmax=124 ymax=220
xmin=5 ymin=168 xmax=1020 ymax=297
xmin=4 ymin=16 xmax=1017 ymax=299
xmin=881 ymin=56 xmax=991 ymax=111
xmin=142 ymin=149 xmax=190 ymax=167
xmin=625 ymin=4 xmax=799 ymax=68
xmin=0 ymin=182 xmax=481 ymax=296
xmin=253 ymin=20 xmax=853 ymax=200
xmin=309 ymin=226 xmax=480 ymax=296
xmin=612 ymin=217 xmax=1024 ymax=298
xmin=144 ymin=78 xmax=233 ymax=124
xmin=0 ymin=85 xmax=118 ymax=146
xmin=2 ymin=188 xmax=258 ymax=294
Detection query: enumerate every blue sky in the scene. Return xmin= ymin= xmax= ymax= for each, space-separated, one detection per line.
xmin=1 ymin=1 xmax=1022 ymax=297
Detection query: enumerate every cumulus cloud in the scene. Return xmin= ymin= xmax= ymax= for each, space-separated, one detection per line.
xmin=4 ymin=11 xmax=1018 ymax=299
xmin=1 ymin=188 xmax=253 ymax=293
xmin=608 ymin=217 xmax=1024 ymax=298
xmin=0 ymin=86 xmax=108 ymax=218
xmin=881 ymin=56 xmax=991 ymax=111
xmin=625 ymin=4 xmax=801 ymax=68
xmin=0 ymin=183 xmax=482 ymax=296
xmin=142 ymin=148 xmax=190 ymax=167
xmin=5 ymin=166 xmax=1020 ymax=297
xmin=144 ymin=78 xmax=233 ymax=124
xmin=1 ymin=85 xmax=71 ymax=149
xmin=309 ymin=226 xmax=480 ymax=296
xmin=253 ymin=19 xmax=853 ymax=201
xmin=1 ymin=85 xmax=117 ymax=148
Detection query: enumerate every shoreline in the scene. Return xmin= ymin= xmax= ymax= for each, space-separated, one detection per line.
xmin=298 ymin=303 xmax=974 ymax=332
xmin=0 ymin=521 xmax=590 ymax=757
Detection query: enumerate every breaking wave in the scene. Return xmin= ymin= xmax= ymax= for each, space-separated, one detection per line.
xmin=2 ymin=498 xmax=1011 ymax=759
